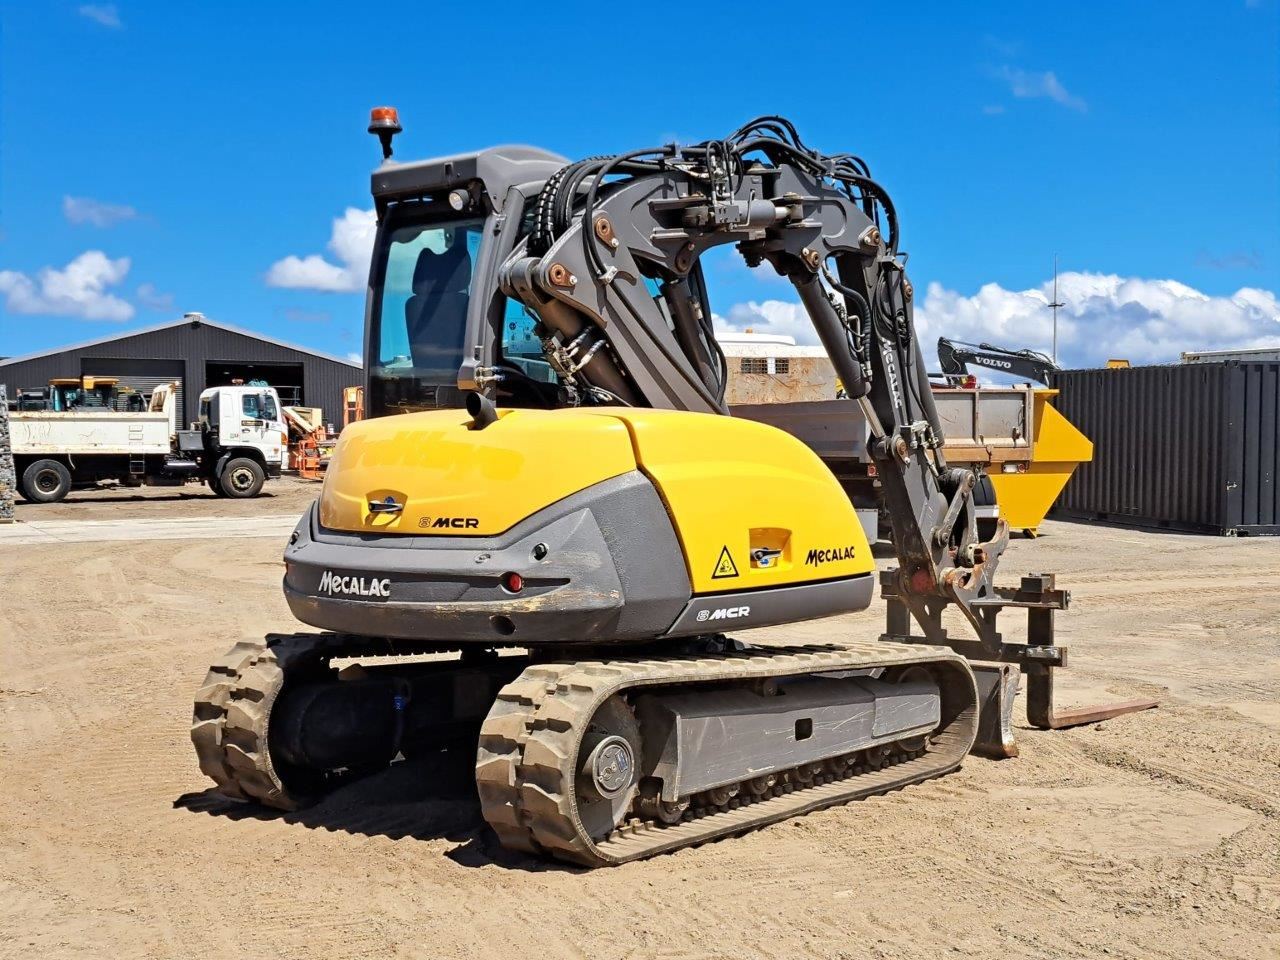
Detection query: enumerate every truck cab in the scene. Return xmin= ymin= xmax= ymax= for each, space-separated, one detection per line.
xmin=190 ymin=385 xmax=287 ymax=494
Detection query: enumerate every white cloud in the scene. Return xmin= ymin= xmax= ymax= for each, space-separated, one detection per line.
xmin=346 ymin=351 xmax=362 ymax=364
xmin=0 ymin=251 xmax=134 ymax=322
xmin=63 ymin=195 xmax=138 ymax=227
xmin=714 ymin=300 xmax=821 ymax=346
xmin=996 ymin=66 xmax=1087 ymax=112
xmin=136 ymin=282 xmax=174 ymax=312
xmin=714 ymin=272 xmax=1280 ymax=368
xmin=78 ymin=4 xmax=121 ymax=28
xmin=916 ymin=273 xmax=1280 ymax=366
xmin=266 ymin=208 xmax=376 ymax=293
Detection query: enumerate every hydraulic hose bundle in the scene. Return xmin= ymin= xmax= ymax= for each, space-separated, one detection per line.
xmin=524 ymin=117 xmax=910 ymax=410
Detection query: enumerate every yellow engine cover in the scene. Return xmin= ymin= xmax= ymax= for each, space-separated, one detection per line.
xmin=597 ymin=409 xmax=873 ymax=593
xmin=318 ymin=408 xmax=638 ymax=535
xmin=319 ymin=407 xmax=873 ymax=594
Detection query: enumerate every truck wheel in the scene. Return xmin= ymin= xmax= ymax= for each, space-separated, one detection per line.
xmin=219 ymin=458 xmax=266 ymax=498
xmin=21 ymin=460 xmax=72 ymax=504
xmin=207 ymin=477 xmax=229 ymax=498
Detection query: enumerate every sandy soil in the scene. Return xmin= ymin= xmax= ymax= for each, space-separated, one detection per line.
xmin=1 ymin=493 xmax=1276 ymax=960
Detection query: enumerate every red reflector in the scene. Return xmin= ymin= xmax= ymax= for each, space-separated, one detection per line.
xmin=504 ymin=572 xmax=524 ymax=593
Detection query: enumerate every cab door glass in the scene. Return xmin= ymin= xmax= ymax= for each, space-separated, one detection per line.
xmin=240 ymin=393 xmax=278 ymax=420
xmin=499 ymin=298 xmax=557 ymax=383
xmin=375 ymin=220 xmax=484 ymax=380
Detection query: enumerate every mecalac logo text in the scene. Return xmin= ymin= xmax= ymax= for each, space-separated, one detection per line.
xmin=805 ymin=545 xmax=858 ymax=566
xmin=696 ymin=606 xmax=750 ymax=622
xmin=318 ymin=570 xmax=392 ymax=598
xmin=426 ymin=516 xmax=480 ymax=529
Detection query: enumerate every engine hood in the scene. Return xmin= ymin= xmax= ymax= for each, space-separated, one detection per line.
xmin=318 ymin=408 xmax=637 ymax=536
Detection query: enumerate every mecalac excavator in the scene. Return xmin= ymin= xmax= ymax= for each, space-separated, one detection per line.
xmin=191 ymin=113 xmax=1153 ymax=866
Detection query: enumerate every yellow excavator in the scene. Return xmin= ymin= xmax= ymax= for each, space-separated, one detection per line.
xmin=191 ymin=113 xmax=1153 ymax=866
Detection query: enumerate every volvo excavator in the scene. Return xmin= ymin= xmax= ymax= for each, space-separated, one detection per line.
xmin=937 ymin=337 xmax=1060 ymax=386
xmin=191 ymin=113 xmax=1153 ymax=866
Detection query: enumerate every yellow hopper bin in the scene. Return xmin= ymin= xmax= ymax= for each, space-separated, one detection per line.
xmin=988 ymin=389 xmax=1092 ymax=536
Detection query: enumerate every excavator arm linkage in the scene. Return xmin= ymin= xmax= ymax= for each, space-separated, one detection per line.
xmin=494 ymin=119 xmax=1153 ymax=747
xmin=498 ymin=122 xmax=1000 ymax=636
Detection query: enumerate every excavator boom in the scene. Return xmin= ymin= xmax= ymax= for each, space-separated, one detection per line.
xmin=937 ymin=336 xmax=1060 ymax=386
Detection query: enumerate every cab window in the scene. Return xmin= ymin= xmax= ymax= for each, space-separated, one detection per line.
xmin=373 ymin=217 xmax=484 ymax=381
xmin=242 ymin=394 xmax=278 ymax=420
xmin=499 ymin=298 xmax=558 ymax=384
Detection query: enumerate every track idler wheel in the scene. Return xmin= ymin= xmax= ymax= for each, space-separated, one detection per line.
xmin=191 ymin=637 xmax=336 ymax=810
xmin=574 ymin=695 xmax=642 ymax=841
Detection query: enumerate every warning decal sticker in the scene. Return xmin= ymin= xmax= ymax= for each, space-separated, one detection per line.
xmin=712 ymin=546 xmax=740 ymax=579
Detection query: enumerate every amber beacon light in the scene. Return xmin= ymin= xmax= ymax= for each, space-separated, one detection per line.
xmin=368 ymin=106 xmax=402 ymax=159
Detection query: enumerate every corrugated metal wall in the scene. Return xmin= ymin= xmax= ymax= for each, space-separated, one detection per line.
xmin=0 ymin=319 xmax=359 ymax=429
xmin=1226 ymin=362 xmax=1279 ymax=531
xmin=80 ymin=357 xmax=185 ymax=422
xmin=1054 ymin=362 xmax=1279 ymax=534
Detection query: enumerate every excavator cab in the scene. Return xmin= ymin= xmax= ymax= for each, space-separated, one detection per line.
xmin=364 ymin=145 xmax=569 ymax=416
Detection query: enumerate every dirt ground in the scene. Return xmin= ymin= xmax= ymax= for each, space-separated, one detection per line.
xmin=1 ymin=484 xmax=1277 ymax=960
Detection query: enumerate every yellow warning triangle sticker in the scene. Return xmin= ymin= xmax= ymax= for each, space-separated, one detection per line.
xmin=712 ymin=546 xmax=739 ymax=579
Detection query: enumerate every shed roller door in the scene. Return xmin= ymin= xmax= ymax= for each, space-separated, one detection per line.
xmin=81 ymin=359 xmax=185 ymax=427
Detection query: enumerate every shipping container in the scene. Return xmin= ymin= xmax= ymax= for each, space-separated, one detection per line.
xmin=1053 ymin=362 xmax=1279 ymax=535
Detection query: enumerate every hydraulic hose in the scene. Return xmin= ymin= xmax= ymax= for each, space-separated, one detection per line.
xmin=791 ymin=272 xmax=866 ymax=399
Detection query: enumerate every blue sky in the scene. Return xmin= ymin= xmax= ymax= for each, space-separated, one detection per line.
xmin=2 ymin=1 xmax=1277 ymax=367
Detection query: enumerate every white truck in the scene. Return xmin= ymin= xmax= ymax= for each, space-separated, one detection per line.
xmin=4 ymin=381 xmax=287 ymax=503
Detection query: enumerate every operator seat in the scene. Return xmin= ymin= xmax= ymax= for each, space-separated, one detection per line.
xmin=404 ymin=241 xmax=472 ymax=370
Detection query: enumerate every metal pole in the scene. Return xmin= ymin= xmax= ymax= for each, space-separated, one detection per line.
xmin=1048 ymin=256 xmax=1064 ymax=364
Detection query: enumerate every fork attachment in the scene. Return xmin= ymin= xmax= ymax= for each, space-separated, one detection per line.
xmin=880 ymin=571 xmax=1158 ymax=758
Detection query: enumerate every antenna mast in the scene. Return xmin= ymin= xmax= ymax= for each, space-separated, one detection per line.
xmin=1048 ymin=255 xmax=1065 ymax=363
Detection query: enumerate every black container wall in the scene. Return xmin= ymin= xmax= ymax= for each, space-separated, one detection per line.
xmin=1054 ymin=362 xmax=1279 ymax=535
